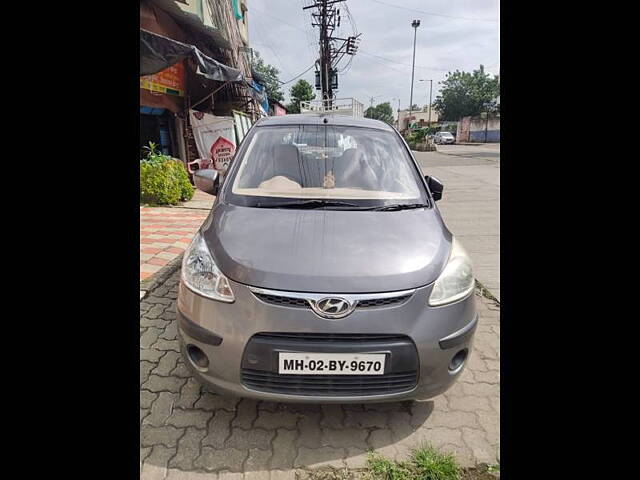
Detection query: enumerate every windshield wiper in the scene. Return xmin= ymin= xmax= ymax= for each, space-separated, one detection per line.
xmin=254 ymin=199 xmax=362 ymax=210
xmin=370 ymin=203 xmax=429 ymax=212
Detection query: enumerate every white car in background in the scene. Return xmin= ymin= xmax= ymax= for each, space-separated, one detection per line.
xmin=434 ymin=132 xmax=455 ymax=145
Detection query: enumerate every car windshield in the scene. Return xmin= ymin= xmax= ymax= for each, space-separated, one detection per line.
xmin=441 ymin=132 xmax=453 ymax=137
xmin=227 ymin=125 xmax=428 ymax=208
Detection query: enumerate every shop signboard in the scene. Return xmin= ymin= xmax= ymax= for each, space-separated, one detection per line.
xmin=140 ymin=62 xmax=185 ymax=97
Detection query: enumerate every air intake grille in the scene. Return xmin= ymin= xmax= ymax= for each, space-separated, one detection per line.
xmin=357 ymin=295 xmax=412 ymax=308
xmin=252 ymin=293 xmax=309 ymax=308
xmin=252 ymin=292 xmax=412 ymax=310
xmin=241 ymin=369 xmax=418 ymax=396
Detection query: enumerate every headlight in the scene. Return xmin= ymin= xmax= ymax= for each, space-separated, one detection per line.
xmin=428 ymin=237 xmax=474 ymax=306
xmin=181 ymin=231 xmax=234 ymax=302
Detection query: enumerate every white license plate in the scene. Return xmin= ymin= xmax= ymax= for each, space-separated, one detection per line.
xmin=278 ymin=352 xmax=386 ymax=375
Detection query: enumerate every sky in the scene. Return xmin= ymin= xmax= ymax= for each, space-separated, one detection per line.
xmin=247 ymin=0 xmax=499 ymax=114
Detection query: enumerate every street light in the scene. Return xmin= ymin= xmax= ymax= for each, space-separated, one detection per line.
xmin=408 ymin=19 xmax=420 ymax=132
xmin=419 ymin=79 xmax=433 ymax=125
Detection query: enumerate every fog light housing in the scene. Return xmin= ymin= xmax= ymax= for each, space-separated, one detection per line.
xmin=449 ymin=348 xmax=468 ymax=373
xmin=187 ymin=344 xmax=209 ymax=371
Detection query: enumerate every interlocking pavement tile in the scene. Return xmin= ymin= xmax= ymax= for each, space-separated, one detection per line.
xmin=269 ymin=429 xmax=299 ymax=470
xmin=232 ymin=399 xmax=259 ymax=429
xmin=253 ymin=410 xmax=298 ymax=430
xmin=244 ymin=448 xmax=273 ymax=480
xmin=141 ymin=445 xmax=175 ymax=480
xmin=166 ymin=408 xmax=213 ymax=429
xmin=461 ymin=427 xmax=497 ymax=465
xmin=169 ymin=427 xmax=207 ymax=471
xmin=202 ymin=410 xmax=236 ymax=449
xmin=225 ymin=427 xmax=275 ymax=450
xmin=140 ymin=425 xmax=184 ymax=448
xmin=143 ymin=375 xmax=187 ymax=393
xmin=144 ymin=391 xmax=177 ymax=427
xmin=195 ymin=447 xmax=248 ymax=472
xmin=320 ymin=427 xmax=368 ymax=449
xmin=294 ymin=446 xmax=346 ymax=469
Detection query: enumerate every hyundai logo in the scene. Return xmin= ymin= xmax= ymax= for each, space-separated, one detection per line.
xmin=311 ymin=297 xmax=356 ymax=319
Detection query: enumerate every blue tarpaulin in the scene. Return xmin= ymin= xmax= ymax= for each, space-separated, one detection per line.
xmin=251 ymin=80 xmax=269 ymax=115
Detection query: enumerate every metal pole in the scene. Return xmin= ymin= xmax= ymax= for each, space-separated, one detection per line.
xmin=408 ymin=20 xmax=420 ymax=132
xmin=428 ymin=79 xmax=433 ymax=125
xmin=485 ymin=109 xmax=489 ymax=143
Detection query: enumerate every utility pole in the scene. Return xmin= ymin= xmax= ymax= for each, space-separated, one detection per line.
xmin=369 ymin=94 xmax=383 ymax=109
xmin=408 ymin=19 xmax=420 ymax=131
xmin=305 ymin=0 xmax=360 ymax=109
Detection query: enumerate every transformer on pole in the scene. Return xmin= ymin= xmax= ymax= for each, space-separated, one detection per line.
xmin=304 ymin=0 xmax=360 ymax=109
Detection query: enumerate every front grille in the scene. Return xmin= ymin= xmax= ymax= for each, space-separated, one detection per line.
xmin=252 ymin=292 xmax=412 ymax=310
xmin=241 ymin=368 xmax=418 ymax=396
xmin=357 ymin=295 xmax=412 ymax=308
xmin=253 ymin=332 xmax=409 ymax=343
xmin=252 ymin=293 xmax=308 ymax=308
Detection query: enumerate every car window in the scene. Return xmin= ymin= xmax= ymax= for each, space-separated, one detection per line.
xmin=228 ymin=125 xmax=427 ymax=206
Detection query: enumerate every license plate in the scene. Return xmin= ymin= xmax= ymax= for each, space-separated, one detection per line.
xmin=278 ymin=352 xmax=386 ymax=375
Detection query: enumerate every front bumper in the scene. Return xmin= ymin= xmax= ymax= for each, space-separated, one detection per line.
xmin=177 ymin=278 xmax=477 ymax=403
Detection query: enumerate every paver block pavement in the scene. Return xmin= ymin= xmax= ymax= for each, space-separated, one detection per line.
xmin=140 ymin=269 xmax=500 ymax=477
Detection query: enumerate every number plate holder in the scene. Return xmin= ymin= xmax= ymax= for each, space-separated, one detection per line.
xmin=278 ymin=352 xmax=386 ymax=375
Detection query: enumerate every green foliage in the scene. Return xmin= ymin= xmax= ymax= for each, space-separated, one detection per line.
xmin=140 ymin=142 xmax=194 ymax=205
xmin=367 ymin=444 xmax=461 ymax=480
xmin=433 ymin=65 xmax=499 ymax=121
xmin=365 ymin=102 xmax=394 ymax=125
xmin=287 ymin=79 xmax=315 ymax=114
xmin=252 ymin=51 xmax=284 ymax=102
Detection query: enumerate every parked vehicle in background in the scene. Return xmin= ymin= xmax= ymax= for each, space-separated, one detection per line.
xmin=179 ymin=113 xmax=477 ymax=403
xmin=434 ymin=132 xmax=455 ymax=144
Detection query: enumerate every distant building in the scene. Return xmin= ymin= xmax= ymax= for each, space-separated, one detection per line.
xmin=397 ymin=106 xmax=439 ymax=131
xmin=269 ymin=100 xmax=288 ymax=116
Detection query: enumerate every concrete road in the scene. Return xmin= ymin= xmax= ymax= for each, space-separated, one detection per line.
xmin=414 ymin=144 xmax=500 ymax=301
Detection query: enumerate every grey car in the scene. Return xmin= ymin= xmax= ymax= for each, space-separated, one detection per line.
xmin=434 ymin=132 xmax=455 ymax=144
xmin=178 ymin=114 xmax=477 ymax=403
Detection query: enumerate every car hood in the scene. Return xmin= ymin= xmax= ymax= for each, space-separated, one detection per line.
xmin=201 ymin=204 xmax=452 ymax=293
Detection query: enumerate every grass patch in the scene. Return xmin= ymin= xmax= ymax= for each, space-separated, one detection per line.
xmin=367 ymin=444 xmax=460 ymax=480
xmin=300 ymin=445 xmax=499 ymax=480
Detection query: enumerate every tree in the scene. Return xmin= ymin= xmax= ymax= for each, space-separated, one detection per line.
xmin=364 ymin=102 xmax=394 ymax=125
xmin=287 ymin=79 xmax=315 ymax=114
xmin=251 ymin=51 xmax=284 ymax=102
xmin=433 ymin=65 xmax=499 ymax=121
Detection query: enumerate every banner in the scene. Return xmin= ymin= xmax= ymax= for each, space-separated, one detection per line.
xmin=189 ymin=111 xmax=236 ymax=173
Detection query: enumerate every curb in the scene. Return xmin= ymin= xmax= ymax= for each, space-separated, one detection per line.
xmin=140 ymin=253 xmax=184 ymax=301
xmin=475 ymin=278 xmax=500 ymax=304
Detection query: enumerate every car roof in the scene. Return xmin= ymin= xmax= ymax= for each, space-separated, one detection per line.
xmin=254 ymin=113 xmax=396 ymax=132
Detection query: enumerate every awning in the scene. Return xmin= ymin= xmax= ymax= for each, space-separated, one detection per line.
xmin=140 ymin=29 xmax=243 ymax=82
xmin=148 ymin=0 xmax=231 ymax=50
xmin=140 ymin=29 xmax=269 ymax=113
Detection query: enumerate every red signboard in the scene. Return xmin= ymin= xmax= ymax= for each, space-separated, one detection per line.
xmin=140 ymin=62 xmax=185 ymax=97
xmin=211 ymin=136 xmax=236 ymax=173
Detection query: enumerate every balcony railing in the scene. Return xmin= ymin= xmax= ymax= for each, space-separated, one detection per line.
xmin=300 ymin=98 xmax=364 ymax=118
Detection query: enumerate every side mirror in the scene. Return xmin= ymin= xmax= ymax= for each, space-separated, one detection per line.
xmin=425 ymin=175 xmax=444 ymax=201
xmin=193 ymin=169 xmax=219 ymax=196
